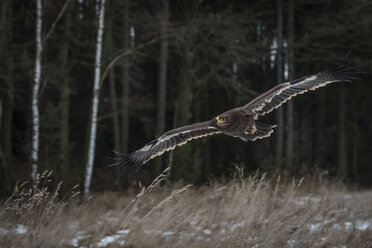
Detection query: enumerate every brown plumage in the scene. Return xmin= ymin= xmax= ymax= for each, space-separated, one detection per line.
xmin=114 ymin=61 xmax=359 ymax=171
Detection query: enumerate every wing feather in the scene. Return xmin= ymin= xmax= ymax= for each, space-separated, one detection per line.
xmin=241 ymin=61 xmax=360 ymax=116
xmin=117 ymin=121 xmax=221 ymax=171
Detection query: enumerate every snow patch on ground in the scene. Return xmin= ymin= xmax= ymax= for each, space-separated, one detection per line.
xmin=70 ymin=231 xmax=90 ymax=247
xmin=293 ymin=196 xmax=321 ymax=206
xmin=308 ymin=218 xmax=372 ymax=233
xmin=96 ymin=229 xmax=130 ymax=247
xmin=162 ymin=231 xmax=174 ymax=236
xmin=117 ymin=229 xmax=130 ymax=235
xmin=355 ymin=220 xmax=372 ymax=231
xmin=344 ymin=222 xmax=353 ymax=230
xmin=307 ymin=218 xmax=333 ymax=232
xmin=15 ymin=224 xmax=28 ymax=235
xmin=228 ymin=221 xmax=244 ymax=232
xmin=343 ymin=220 xmax=372 ymax=231
xmin=0 ymin=227 xmax=9 ymax=235
xmin=287 ymin=240 xmax=296 ymax=247
xmin=308 ymin=223 xmax=322 ymax=232
xmin=96 ymin=234 xmax=121 ymax=247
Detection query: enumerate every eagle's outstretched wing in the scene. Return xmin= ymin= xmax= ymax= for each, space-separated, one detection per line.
xmin=116 ymin=121 xmax=221 ymax=171
xmin=241 ymin=61 xmax=359 ymax=116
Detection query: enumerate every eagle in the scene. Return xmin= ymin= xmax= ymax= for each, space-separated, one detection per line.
xmin=116 ymin=61 xmax=358 ymax=171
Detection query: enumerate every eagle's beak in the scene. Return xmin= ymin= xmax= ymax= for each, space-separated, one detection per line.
xmin=216 ymin=116 xmax=226 ymax=123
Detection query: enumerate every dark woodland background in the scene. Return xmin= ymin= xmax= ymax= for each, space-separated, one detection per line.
xmin=1 ymin=0 xmax=372 ymax=197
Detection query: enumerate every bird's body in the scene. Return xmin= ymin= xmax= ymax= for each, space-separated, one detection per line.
xmin=213 ymin=108 xmax=254 ymax=137
xmin=115 ymin=61 xmax=359 ymax=171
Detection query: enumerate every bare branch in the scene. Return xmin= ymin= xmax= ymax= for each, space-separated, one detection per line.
xmin=99 ymin=36 xmax=164 ymax=88
xmin=43 ymin=0 xmax=72 ymax=43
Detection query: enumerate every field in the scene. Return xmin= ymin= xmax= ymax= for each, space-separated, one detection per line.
xmin=1 ymin=170 xmax=372 ymax=248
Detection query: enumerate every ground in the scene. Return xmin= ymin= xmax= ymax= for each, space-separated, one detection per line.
xmin=1 ymin=170 xmax=372 ymax=248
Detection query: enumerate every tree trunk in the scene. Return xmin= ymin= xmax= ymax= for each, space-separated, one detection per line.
xmin=275 ymin=0 xmax=284 ymax=169
xmin=166 ymin=104 xmax=179 ymax=182
xmin=154 ymin=0 xmax=169 ymax=176
xmin=172 ymin=48 xmax=194 ymax=182
xmin=120 ymin=0 xmax=130 ymax=157
xmin=0 ymin=0 xmax=13 ymax=195
xmin=285 ymin=0 xmax=294 ymax=173
xmin=201 ymin=86 xmax=211 ymax=181
xmin=31 ymin=0 xmax=43 ymax=185
xmin=337 ymin=86 xmax=347 ymax=180
xmin=82 ymin=0 xmax=106 ymax=201
xmin=106 ymin=5 xmax=121 ymax=189
xmin=352 ymin=88 xmax=358 ymax=182
xmin=315 ymin=90 xmax=325 ymax=165
xmin=58 ymin=0 xmax=72 ymax=196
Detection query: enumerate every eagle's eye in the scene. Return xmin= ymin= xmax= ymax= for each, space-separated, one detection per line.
xmin=217 ymin=116 xmax=228 ymax=124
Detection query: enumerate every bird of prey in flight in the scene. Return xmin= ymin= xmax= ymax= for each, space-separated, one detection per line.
xmin=115 ymin=61 xmax=359 ymax=171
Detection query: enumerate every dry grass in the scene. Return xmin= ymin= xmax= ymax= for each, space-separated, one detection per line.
xmin=1 ymin=169 xmax=372 ymax=248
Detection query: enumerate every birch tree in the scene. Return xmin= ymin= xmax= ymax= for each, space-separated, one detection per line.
xmin=31 ymin=0 xmax=43 ymax=185
xmin=31 ymin=0 xmax=71 ymax=186
xmin=82 ymin=0 xmax=106 ymax=201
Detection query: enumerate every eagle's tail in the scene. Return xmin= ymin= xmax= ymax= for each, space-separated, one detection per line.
xmin=239 ymin=122 xmax=277 ymax=142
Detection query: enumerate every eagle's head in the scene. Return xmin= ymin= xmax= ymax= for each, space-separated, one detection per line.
xmin=216 ymin=114 xmax=230 ymax=127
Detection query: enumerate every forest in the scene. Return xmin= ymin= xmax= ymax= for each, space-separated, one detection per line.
xmin=1 ymin=0 xmax=372 ymax=247
xmin=0 ymin=0 xmax=372 ymax=191
xmin=2 ymin=0 xmax=372 ymax=196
